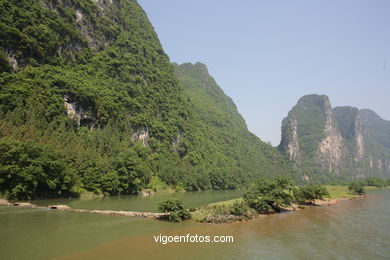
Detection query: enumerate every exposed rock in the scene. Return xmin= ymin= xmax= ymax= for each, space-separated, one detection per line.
xmin=64 ymin=95 xmax=97 ymax=130
xmin=355 ymin=114 xmax=365 ymax=161
xmin=0 ymin=199 xmax=11 ymax=206
xmin=378 ymin=159 xmax=383 ymax=170
xmin=8 ymin=53 xmax=18 ymax=70
xmin=138 ymin=190 xmax=155 ymax=197
xmin=131 ymin=127 xmax=149 ymax=147
xmin=64 ymin=95 xmax=81 ymax=121
xmin=287 ymin=117 xmax=301 ymax=163
xmin=316 ymin=99 xmax=344 ymax=173
xmin=172 ymin=131 xmax=183 ymax=154
xmin=370 ymin=156 xmax=374 ymax=168
xmin=279 ymin=116 xmax=301 ymax=165
xmin=281 ymin=95 xmax=390 ymax=179
xmin=75 ymin=9 xmax=83 ymax=22
xmin=13 ymin=202 xmax=34 ymax=207
xmin=49 ymin=205 xmax=71 ymax=210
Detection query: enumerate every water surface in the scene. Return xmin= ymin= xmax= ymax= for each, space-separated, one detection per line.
xmin=1 ymin=189 xmax=389 ymax=260
xmin=33 ymin=189 xmax=245 ymax=212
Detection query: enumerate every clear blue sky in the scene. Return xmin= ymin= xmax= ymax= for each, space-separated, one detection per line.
xmin=138 ymin=0 xmax=390 ymax=145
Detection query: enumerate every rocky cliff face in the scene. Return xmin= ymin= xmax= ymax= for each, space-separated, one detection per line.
xmin=280 ymin=116 xmax=301 ymax=164
xmin=279 ymin=94 xmax=344 ymax=173
xmin=316 ymin=102 xmax=344 ymax=173
xmin=280 ymin=94 xmax=390 ymax=180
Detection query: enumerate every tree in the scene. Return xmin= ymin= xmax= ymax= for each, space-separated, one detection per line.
xmin=229 ymin=201 xmax=249 ymax=216
xmin=348 ymin=182 xmax=365 ymax=195
xmin=294 ymin=184 xmax=329 ymax=204
xmin=243 ymin=176 xmax=295 ymax=214
xmin=158 ymin=199 xmax=191 ymax=222
xmin=0 ymin=138 xmax=76 ymax=200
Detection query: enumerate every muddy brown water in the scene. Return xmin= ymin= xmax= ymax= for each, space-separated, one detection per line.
xmin=0 ymin=189 xmax=389 ymax=259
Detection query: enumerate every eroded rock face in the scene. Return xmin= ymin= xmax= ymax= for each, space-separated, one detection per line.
xmin=280 ymin=95 xmax=390 ymax=179
xmin=8 ymin=53 xmax=18 ymax=70
xmin=38 ymin=0 xmax=117 ymax=51
xmin=131 ymin=127 xmax=149 ymax=147
xmin=315 ymin=100 xmax=344 ymax=173
xmin=378 ymin=159 xmax=383 ymax=170
xmin=370 ymin=156 xmax=374 ymax=168
xmin=286 ymin=117 xmax=301 ymax=163
xmin=64 ymin=95 xmax=97 ymax=129
xmin=279 ymin=115 xmax=302 ymax=167
xmin=64 ymin=95 xmax=81 ymax=121
xmin=355 ymin=114 xmax=365 ymax=161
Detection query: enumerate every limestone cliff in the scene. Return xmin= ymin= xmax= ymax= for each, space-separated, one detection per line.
xmin=279 ymin=94 xmax=390 ymax=180
xmin=315 ymin=100 xmax=344 ymax=173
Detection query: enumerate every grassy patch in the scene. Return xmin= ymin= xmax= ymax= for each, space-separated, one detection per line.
xmin=364 ymin=186 xmax=390 ymax=191
xmin=324 ymin=185 xmax=360 ymax=199
xmin=208 ymin=198 xmax=243 ymax=207
xmin=191 ymin=199 xmax=255 ymax=223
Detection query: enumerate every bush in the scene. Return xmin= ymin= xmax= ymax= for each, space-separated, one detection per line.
xmin=294 ymin=184 xmax=329 ymax=203
xmin=229 ymin=201 xmax=248 ymax=216
xmin=348 ymin=182 xmax=365 ymax=195
xmin=243 ymin=176 xmax=295 ymax=214
xmin=364 ymin=177 xmax=387 ymax=188
xmin=158 ymin=199 xmax=190 ymax=222
xmin=147 ymin=176 xmax=168 ymax=191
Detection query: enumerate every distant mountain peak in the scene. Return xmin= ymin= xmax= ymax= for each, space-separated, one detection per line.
xmin=280 ymin=95 xmax=390 ymax=181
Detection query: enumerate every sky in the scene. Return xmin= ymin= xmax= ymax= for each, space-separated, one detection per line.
xmin=138 ymin=0 xmax=390 ymax=145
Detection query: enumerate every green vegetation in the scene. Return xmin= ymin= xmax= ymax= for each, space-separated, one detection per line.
xmin=324 ymin=185 xmax=359 ymax=199
xmin=0 ymin=0 xmax=192 ymax=199
xmin=229 ymin=201 xmax=250 ymax=216
xmin=191 ymin=178 xmax=388 ymax=223
xmin=190 ymin=177 xmax=390 ymax=223
xmin=0 ymin=138 xmax=76 ymax=200
xmin=0 ymin=0 xmax=297 ymax=200
xmin=280 ymin=95 xmax=390 ymax=181
xmin=174 ymin=62 xmax=297 ymax=190
xmin=1 ymin=0 xmax=388 ymax=201
xmin=243 ymin=176 xmax=295 ymax=214
xmin=280 ymin=95 xmax=328 ymax=161
xmin=158 ymin=199 xmax=190 ymax=222
xmin=348 ymin=182 xmax=365 ymax=195
xmin=191 ymin=201 xmax=255 ymax=223
xmin=147 ymin=176 xmax=168 ymax=192
xmin=360 ymin=109 xmax=390 ymax=151
xmin=362 ymin=177 xmax=389 ymax=188
xmin=208 ymin=198 xmax=242 ymax=207
xmin=192 ymin=177 xmax=332 ymax=222
xmin=294 ymin=184 xmax=329 ymax=204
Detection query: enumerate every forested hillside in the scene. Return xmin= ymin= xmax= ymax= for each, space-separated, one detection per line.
xmin=0 ymin=0 xmax=293 ymax=199
xmin=174 ymin=63 xmax=296 ymax=189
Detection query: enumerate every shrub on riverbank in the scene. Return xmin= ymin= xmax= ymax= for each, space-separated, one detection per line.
xmin=348 ymin=182 xmax=365 ymax=195
xmin=191 ymin=203 xmax=256 ymax=223
xmin=294 ymin=184 xmax=330 ymax=204
xmin=362 ymin=177 xmax=389 ymax=188
xmin=243 ymin=176 xmax=295 ymax=214
xmin=158 ymin=199 xmax=191 ymax=222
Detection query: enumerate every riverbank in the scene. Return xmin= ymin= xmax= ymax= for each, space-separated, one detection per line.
xmin=0 ymin=199 xmax=168 ymax=219
xmin=190 ymin=185 xmax=369 ymax=223
xmin=1 ymin=186 xmax=387 ymax=224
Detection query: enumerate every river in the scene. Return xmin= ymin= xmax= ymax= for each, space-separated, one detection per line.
xmin=0 ymin=189 xmax=389 ymax=259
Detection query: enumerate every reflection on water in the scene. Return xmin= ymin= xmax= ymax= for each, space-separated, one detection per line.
xmin=1 ymin=190 xmax=390 ymax=260
xmin=33 ymin=190 xmax=245 ymax=212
